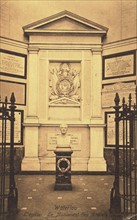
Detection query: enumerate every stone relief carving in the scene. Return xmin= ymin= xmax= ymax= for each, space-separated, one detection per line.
xmin=49 ymin=62 xmax=81 ymax=104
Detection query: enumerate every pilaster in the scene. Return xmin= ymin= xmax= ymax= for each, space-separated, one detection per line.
xmin=88 ymin=124 xmax=106 ymax=171
xmin=88 ymin=49 xmax=106 ymax=171
xmin=22 ymin=47 xmax=40 ymax=170
xmin=90 ymin=49 xmax=102 ymax=120
xmin=26 ymin=47 xmax=39 ymax=123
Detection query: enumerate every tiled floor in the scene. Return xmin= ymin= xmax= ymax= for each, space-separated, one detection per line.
xmin=1 ymin=175 xmax=123 ymax=220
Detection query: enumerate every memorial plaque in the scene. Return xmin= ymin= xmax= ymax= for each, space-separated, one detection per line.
xmin=0 ymin=49 xmax=27 ymax=78
xmin=102 ymin=82 xmax=136 ymax=108
xmin=103 ymin=50 xmax=136 ymax=79
xmin=0 ymin=110 xmax=23 ymax=145
xmin=47 ymin=133 xmax=81 ymax=150
xmin=105 ymin=112 xmax=130 ymax=146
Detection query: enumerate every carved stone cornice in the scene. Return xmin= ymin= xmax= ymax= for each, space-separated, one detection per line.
xmin=28 ymin=47 xmax=39 ymax=53
xmin=91 ymin=48 xmax=103 ymax=55
xmin=103 ymin=37 xmax=137 ymax=51
xmin=0 ymin=36 xmax=28 ymax=50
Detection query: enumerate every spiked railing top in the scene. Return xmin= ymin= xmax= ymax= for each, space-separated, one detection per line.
xmin=122 ymin=97 xmax=125 ymax=105
xmin=128 ymin=93 xmax=132 ymax=109
xmin=136 ymin=86 xmax=137 ymax=108
xmin=114 ymin=93 xmax=120 ymax=106
xmin=122 ymin=97 xmax=126 ymax=110
xmin=5 ymin=96 xmax=8 ymax=103
xmin=10 ymin=93 xmax=16 ymax=105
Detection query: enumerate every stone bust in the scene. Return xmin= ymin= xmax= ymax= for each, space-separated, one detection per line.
xmin=57 ymin=124 xmax=71 ymax=148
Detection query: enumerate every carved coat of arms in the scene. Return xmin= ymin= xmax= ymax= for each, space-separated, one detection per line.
xmin=49 ymin=62 xmax=80 ymax=104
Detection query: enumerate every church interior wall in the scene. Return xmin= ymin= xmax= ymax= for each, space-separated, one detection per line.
xmin=1 ymin=1 xmax=136 ymax=43
xmin=0 ymin=0 xmax=137 ymax=173
xmin=0 ymin=38 xmax=28 ymax=173
xmin=102 ymin=37 xmax=137 ymax=173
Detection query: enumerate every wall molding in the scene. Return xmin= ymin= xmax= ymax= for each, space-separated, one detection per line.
xmin=1 ymin=36 xmax=136 ymax=52
xmin=0 ymin=36 xmax=28 ymax=50
xmin=103 ymin=37 xmax=137 ymax=51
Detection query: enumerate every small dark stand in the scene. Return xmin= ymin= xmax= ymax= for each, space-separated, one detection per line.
xmin=54 ymin=147 xmax=73 ymax=191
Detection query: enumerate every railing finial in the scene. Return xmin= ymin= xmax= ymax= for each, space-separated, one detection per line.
xmin=135 ymin=86 xmax=137 ymax=108
xmin=10 ymin=93 xmax=16 ymax=105
xmin=5 ymin=96 xmax=8 ymax=104
xmin=114 ymin=93 xmax=120 ymax=106
xmin=128 ymin=93 xmax=132 ymax=109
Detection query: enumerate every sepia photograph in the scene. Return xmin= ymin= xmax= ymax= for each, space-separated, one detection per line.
xmin=0 ymin=0 xmax=137 ymax=220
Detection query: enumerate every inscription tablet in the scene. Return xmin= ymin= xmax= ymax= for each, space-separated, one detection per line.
xmin=0 ymin=50 xmax=26 ymax=78
xmin=47 ymin=133 xmax=81 ymax=150
xmin=102 ymin=82 xmax=136 ymax=108
xmin=103 ymin=51 xmax=135 ymax=79
xmin=105 ymin=112 xmax=130 ymax=146
xmin=0 ymin=111 xmax=23 ymax=145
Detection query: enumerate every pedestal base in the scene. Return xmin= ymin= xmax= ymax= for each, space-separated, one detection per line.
xmin=72 ymin=157 xmax=88 ymax=171
xmin=54 ymin=148 xmax=73 ymax=191
xmin=88 ymin=158 xmax=106 ymax=171
xmin=21 ymin=157 xmax=40 ymax=171
xmin=54 ymin=183 xmax=72 ymax=191
xmin=40 ymin=158 xmax=56 ymax=171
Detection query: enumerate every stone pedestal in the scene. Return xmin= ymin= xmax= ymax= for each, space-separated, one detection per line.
xmin=54 ymin=147 xmax=73 ymax=191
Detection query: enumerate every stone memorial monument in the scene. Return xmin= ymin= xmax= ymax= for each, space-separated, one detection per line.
xmin=21 ymin=11 xmax=107 ymax=173
xmin=54 ymin=124 xmax=73 ymax=191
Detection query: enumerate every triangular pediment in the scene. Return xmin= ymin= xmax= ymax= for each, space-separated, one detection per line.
xmin=37 ymin=17 xmax=96 ymax=31
xmin=23 ymin=10 xmax=108 ymax=35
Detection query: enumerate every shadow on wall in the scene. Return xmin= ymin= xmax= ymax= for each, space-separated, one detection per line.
xmin=0 ymin=147 xmax=24 ymax=174
xmin=104 ymin=148 xmax=135 ymax=175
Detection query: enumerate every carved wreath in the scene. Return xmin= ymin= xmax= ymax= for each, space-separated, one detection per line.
xmin=57 ymin=157 xmax=71 ymax=173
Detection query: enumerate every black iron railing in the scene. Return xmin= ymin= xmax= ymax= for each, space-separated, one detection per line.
xmin=0 ymin=93 xmax=18 ymax=216
xmin=110 ymin=87 xmax=137 ymax=219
